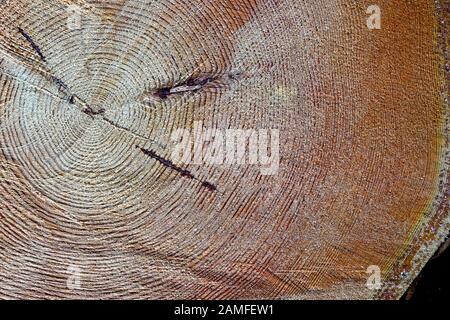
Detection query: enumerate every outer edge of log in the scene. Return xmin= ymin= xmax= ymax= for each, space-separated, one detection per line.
xmin=377 ymin=0 xmax=449 ymax=299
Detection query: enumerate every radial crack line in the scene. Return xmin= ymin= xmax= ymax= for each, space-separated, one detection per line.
xmin=17 ymin=27 xmax=47 ymax=62
xmin=136 ymin=145 xmax=217 ymax=192
xmin=100 ymin=116 xmax=165 ymax=148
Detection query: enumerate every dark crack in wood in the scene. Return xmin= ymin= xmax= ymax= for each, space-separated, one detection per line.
xmin=18 ymin=27 xmax=46 ymax=62
xmin=136 ymin=145 xmax=217 ymax=192
xmin=142 ymin=71 xmax=243 ymax=105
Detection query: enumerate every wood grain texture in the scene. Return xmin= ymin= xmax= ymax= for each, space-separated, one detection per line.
xmin=0 ymin=0 xmax=448 ymax=299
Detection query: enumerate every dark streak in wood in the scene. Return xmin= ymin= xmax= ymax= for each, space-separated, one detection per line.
xmin=17 ymin=27 xmax=46 ymax=62
xmin=82 ymin=106 xmax=105 ymax=117
xmin=136 ymin=145 xmax=217 ymax=192
xmin=152 ymin=72 xmax=241 ymax=101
